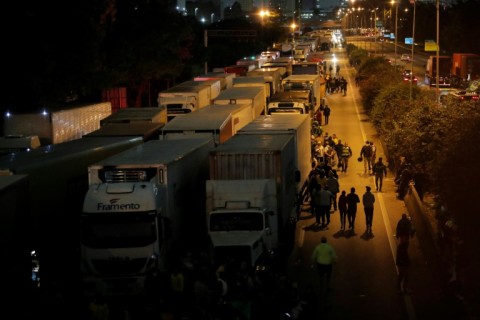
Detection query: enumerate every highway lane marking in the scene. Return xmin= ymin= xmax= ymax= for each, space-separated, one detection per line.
xmin=342 ymin=52 xmax=417 ymax=320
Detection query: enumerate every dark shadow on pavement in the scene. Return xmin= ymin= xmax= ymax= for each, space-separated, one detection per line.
xmin=303 ymin=223 xmax=328 ymax=232
xmin=360 ymin=231 xmax=375 ymax=240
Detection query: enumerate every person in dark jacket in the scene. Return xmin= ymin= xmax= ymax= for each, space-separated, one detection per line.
xmin=338 ymin=190 xmax=348 ymax=230
xmin=346 ymin=187 xmax=360 ymax=230
xmin=362 ymin=186 xmax=375 ymax=233
xmin=323 ymin=105 xmax=331 ymax=125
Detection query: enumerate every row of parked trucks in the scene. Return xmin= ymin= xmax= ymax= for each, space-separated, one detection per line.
xmin=1 ymin=45 xmax=331 ymax=300
xmin=1 ymin=96 xmax=314 ymax=301
xmin=80 ymin=113 xmax=311 ymax=296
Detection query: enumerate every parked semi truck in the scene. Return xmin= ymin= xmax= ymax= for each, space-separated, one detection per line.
xmin=282 ymin=74 xmax=323 ymax=114
xmin=81 ymin=137 xmax=214 ymax=296
xmin=292 ymin=61 xmax=323 ymax=76
xmin=237 ymin=115 xmax=312 ymax=210
xmin=207 ymin=133 xmax=298 ymax=268
xmin=425 ymin=55 xmax=452 ymax=87
xmin=194 ymin=72 xmax=236 ymax=90
xmin=0 ymin=134 xmax=41 ymax=155
xmin=100 ymin=107 xmax=167 ymax=126
xmin=0 ymin=174 xmax=31 ymax=315
xmin=3 ymin=102 xmax=112 ymax=145
xmin=0 ymin=135 xmax=145 ymax=299
xmin=232 ymin=76 xmax=271 ymax=101
xmin=213 ymin=87 xmax=266 ymax=119
xmin=160 ymin=104 xmax=253 ymax=145
xmin=266 ymin=90 xmax=312 ymax=115
xmin=262 ymin=57 xmax=294 ymax=78
xmin=158 ymin=82 xmax=215 ymax=121
xmin=246 ymin=68 xmax=283 ymax=98
xmin=451 ymin=53 xmax=480 ymax=83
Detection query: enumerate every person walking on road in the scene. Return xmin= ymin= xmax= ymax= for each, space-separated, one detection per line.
xmin=311 ymin=236 xmax=337 ymax=293
xmin=338 ymin=190 xmax=348 ymax=230
xmin=396 ymin=239 xmax=411 ymax=294
xmin=346 ymin=187 xmax=360 ymax=230
xmin=340 ymin=142 xmax=352 ymax=173
xmin=362 ymin=186 xmax=375 ymax=233
xmin=372 ymin=157 xmax=387 ymax=192
xmin=326 ymin=170 xmax=340 ymax=211
xmin=323 ymin=105 xmax=331 ymax=125
xmin=396 ymin=213 xmax=415 ymax=246
xmin=360 ymin=141 xmax=373 ymax=174
xmin=316 ymin=186 xmax=334 ymax=226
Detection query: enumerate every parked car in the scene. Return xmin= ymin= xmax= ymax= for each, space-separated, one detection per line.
xmin=449 ymin=90 xmax=479 ymax=101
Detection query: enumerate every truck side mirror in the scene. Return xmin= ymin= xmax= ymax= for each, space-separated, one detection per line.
xmin=295 ymin=170 xmax=301 ymax=183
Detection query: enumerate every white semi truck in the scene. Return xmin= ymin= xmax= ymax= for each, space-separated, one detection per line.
xmin=237 ymin=115 xmax=312 ymax=213
xmin=160 ymin=104 xmax=253 ymax=145
xmin=0 ymin=135 xmax=145 ymax=296
xmin=246 ymin=67 xmax=283 ymax=97
xmin=3 ymin=102 xmax=112 ymax=145
xmin=213 ymin=87 xmax=266 ymax=120
xmin=194 ymin=73 xmax=236 ymax=90
xmin=158 ymin=81 xmax=217 ymax=121
xmin=207 ymin=133 xmax=298 ymax=269
xmin=232 ymin=76 xmax=271 ymax=101
xmin=81 ymin=137 xmax=214 ymax=296
xmin=282 ymin=74 xmax=323 ymax=115
xmin=266 ymin=90 xmax=312 ymax=115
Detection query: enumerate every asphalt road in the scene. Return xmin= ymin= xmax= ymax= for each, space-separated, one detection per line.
xmin=285 ymin=46 xmax=467 ymax=320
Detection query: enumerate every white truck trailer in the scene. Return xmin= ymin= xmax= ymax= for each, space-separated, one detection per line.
xmin=246 ymin=68 xmax=283 ymax=97
xmin=100 ymin=107 xmax=167 ymax=126
xmin=180 ymin=79 xmax=222 ymax=101
xmin=158 ymin=82 xmax=213 ymax=121
xmin=266 ymin=90 xmax=312 ymax=115
xmin=282 ymin=74 xmax=323 ymax=114
xmin=3 ymin=102 xmax=112 ymax=145
xmin=193 ymin=73 xmax=236 ymax=90
xmin=232 ymin=76 xmax=271 ymax=101
xmin=207 ymin=133 xmax=298 ymax=268
xmin=81 ymin=137 xmax=214 ymax=296
xmin=0 ymin=134 xmax=41 ymax=155
xmin=0 ymin=136 xmax=145 ymax=296
xmin=237 ymin=115 xmax=312 ymax=212
xmin=213 ymin=87 xmax=266 ymax=120
xmin=160 ymin=104 xmax=253 ymax=145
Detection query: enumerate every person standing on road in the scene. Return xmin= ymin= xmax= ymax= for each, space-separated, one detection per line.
xmin=334 ymin=139 xmax=344 ymax=170
xmin=338 ymin=190 xmax=348 ymax=230
xmin=370 ymin=141 xmax=377 ymax=165
xmin=326 ymin=170 xmax=340 ymax=212
xmin=372 ymin=157 xmax=387 ymax=192
xmin=341 ymin=142 xmax=352 ymax=173
xmin=362 ymin=186 xmax=375 ymax=233
xmin=396 ymin=239 xmax=411 ymax=294
xmin=360 ymin=141 xmax=373 ymax=174
xmin=323 ymin=105 xmax=331 ymax=125
xmin=311 ymin=236 xmax=337 ymax=293
xmin=346 ymin=187 xmax=360 ymax=230
xmin=318 ymin=186 xmax=334 ymax=226
xmin=396 ymin=213 xmax=414 ymax=246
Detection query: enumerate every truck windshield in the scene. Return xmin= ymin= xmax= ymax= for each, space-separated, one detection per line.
xmin=81 ymin=212 xmax=157 ymax=248
xmin=210 ymin=212 xmax=264 ymax=231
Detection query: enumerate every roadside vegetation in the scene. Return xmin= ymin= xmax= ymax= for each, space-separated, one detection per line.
xmin=348 ymin=45 xmax=480 ymax=309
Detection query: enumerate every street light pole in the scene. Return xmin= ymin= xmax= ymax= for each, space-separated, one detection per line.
xmin=410 ymin=0 xmax=416 ymax=101
xmin=392 ymin=0 xmax=398 ymax=68
xmin=436 ymin=0 xmax=440 ymax=104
